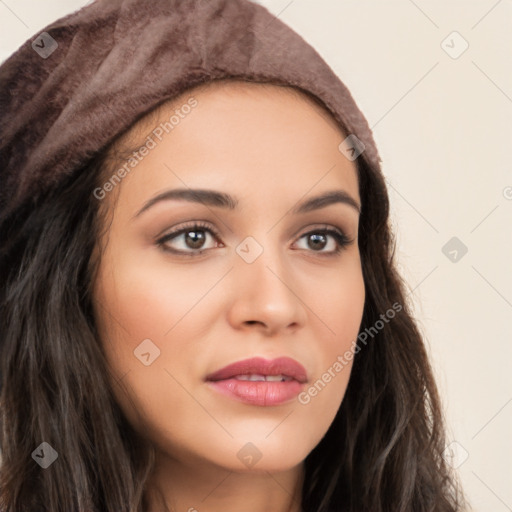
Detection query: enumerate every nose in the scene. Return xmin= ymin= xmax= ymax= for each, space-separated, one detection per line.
xmin=226 ymin=242 xmax=308 ymax=336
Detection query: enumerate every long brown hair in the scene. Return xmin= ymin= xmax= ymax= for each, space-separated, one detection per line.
xmin=0 ymin=89 xmax=466 ymax=512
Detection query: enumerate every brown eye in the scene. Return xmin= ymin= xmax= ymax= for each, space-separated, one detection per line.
xmin=306 ymin=233 xmax=328 ymax=251
xmin=182 ymin=230 xmax=207 ymax=249
xmin=156 ymin=222 xmax=222 ymax=255
xmin=295 ymin=227 xmax=352 ymax=255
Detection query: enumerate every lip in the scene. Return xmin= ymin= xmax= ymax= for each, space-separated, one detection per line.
xmin=205 ymin=356 xmax=308 ymax=407
xmin=206 ymin=356 xmax=308 ymax=383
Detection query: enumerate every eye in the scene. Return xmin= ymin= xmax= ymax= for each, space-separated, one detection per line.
xmin=156 ymin=221 xmax=222 ymax=256
xmin=294 ymin=226 xmax=353 ymax=255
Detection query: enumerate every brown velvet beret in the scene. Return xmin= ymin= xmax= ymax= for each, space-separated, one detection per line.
xmin=0 ymin=0 xmax=381 ymax=218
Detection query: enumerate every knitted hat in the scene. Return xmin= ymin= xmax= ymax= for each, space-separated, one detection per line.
xmin=0 ymin=0 xmax=381 ymax=218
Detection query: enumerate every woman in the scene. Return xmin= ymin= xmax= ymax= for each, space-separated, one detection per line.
xmin=0 ymin=0 xmax=466 ymax=511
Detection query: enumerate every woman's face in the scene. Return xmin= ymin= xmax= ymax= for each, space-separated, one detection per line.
xmin=92 ymin=81 xmax=365 ymax=474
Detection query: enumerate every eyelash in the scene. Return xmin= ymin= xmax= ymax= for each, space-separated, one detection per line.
xmin=156 ymin=221 xmax=354 ymax=257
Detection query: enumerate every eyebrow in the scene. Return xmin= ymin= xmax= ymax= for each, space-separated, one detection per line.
xmin=133 ymin=187 xmax=360 ymax=218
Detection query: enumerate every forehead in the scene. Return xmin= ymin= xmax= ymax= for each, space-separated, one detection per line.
xmin=100 ymin=79 xmax=359 ymax=216
xmin=115 ymin=79 xmax=346 ymax=153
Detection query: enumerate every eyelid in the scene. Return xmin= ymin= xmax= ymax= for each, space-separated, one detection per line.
xmin=296 ymin=223 xmax=351 ymax=241
xmin=156 ymin=221 xmax=220 ymax=243
xmin=155 ymin=220 xmax=219 ymax=240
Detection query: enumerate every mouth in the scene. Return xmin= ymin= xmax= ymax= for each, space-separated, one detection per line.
xmin=230 ymin=374 xmax=294 ymax=382
xmin=205 ymin=356 xmax=308 ymax=383
xmin=205 ymin=356 xmax=308 ymax=407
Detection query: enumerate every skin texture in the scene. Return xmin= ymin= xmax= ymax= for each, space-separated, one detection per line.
xmin=92 ymin=80 xmax=365 ymax=512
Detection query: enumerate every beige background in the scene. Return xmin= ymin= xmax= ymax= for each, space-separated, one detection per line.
xmin=1 ymin=1 xmax=511 ymax=510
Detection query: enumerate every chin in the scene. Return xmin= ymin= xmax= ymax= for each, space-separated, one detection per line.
xmin=208 ymin=436 xmax=313 ymax=474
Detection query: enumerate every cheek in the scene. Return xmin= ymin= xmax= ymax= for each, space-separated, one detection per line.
xmin=91 ymin=248 xmax=212 ymax=440
xmin=313 ymin=255 xmax=365 ymax=350
xmin=93 ymin=246 xmax=217 ymax=365
xmin=91 ymin=244 xmax=231 ymax=428
xmin=301 ymin=258 xmax=365 ymax=408
xmin=325 ymin=270 xmax=365 ymax=335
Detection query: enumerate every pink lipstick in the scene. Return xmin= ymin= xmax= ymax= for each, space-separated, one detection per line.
xmin=205 ymin=356 xmax=307 ymax=406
